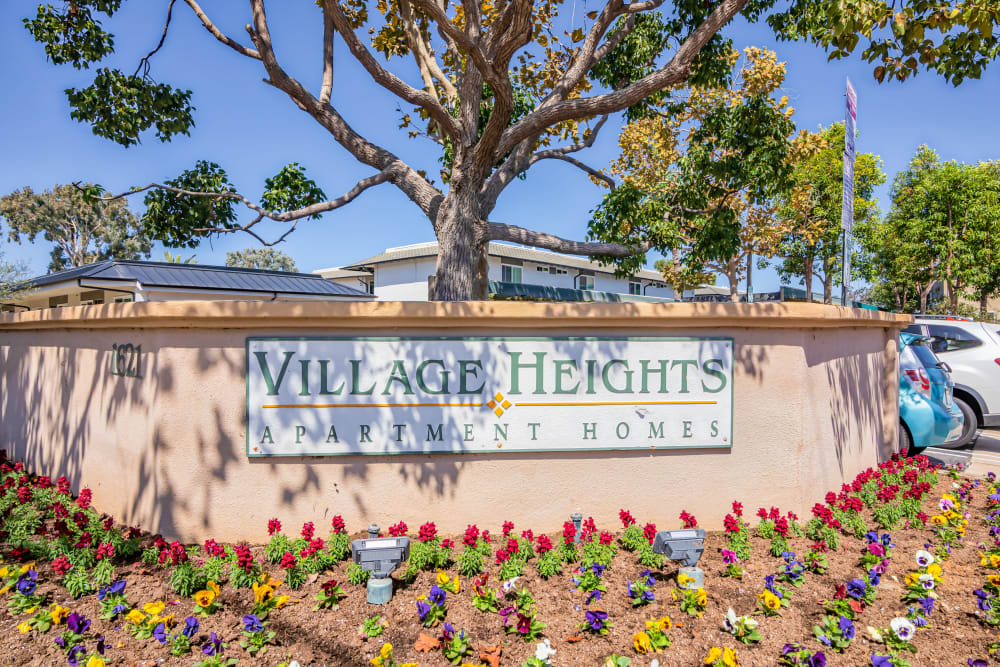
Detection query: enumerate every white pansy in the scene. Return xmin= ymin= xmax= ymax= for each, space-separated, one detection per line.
xmin=915 ymin=550 xmax=934 ymax=567
xmin=535 ymin=638 xmax=556 ymax=661
xmin=890 ymin=617 xmax=916 ymax=641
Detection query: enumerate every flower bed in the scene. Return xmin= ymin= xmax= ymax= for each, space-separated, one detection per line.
xmin=1 ymin=452 xmax=999 ymax=666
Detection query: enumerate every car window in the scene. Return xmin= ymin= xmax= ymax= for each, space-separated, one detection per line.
xmin=902 ymin=324 xmax=923 ymax=335
xmin=899 ymin=345 xmax=921 ymax=370
xmin=925 ymin=324 xmax=983 ymax=353
xmin=908 ymin=343 xmax=941 ymax=369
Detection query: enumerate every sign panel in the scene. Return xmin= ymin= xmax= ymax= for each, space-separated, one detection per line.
xmin=246 ymin=337 xmax=734 ymax=456
xmin=845 ymin=77 xmax=857 ymax=163
xmin=841 ymin=156 xmax=855 ymax=233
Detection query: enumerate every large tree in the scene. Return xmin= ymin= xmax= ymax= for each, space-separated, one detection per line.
xmin=0 ymin=250 xmax=30 ymax=301
xmin=22 ymin=1 xmax=1000 ymax=300
xmin=225 ymin=248 xmax=299 ymax=272
xmin=772 ymin=123 xmax=884 ymax=304
xmin=0 ymin=184 xmax=152 ymax=272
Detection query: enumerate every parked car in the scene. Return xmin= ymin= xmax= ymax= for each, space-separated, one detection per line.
xmin=898 ymin=332 xmax=964 ymax=455
xmin=904 ymin=316 xmax=1000 ymax=447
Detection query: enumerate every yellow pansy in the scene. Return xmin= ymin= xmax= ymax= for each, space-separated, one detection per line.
xmin=928 ymin=562 xmax=944 ymax=580
xmin=25 ymin=607 xmax=36 ymax=615
xmin=275 ymin=595 xmax=290 ymax=608
xmin=677 ymin=572 xmax=694 ymax=586
xmin=942 ymin=492 xmax=956 ymax=502
xmin=253 ymin=582 xmax=274 ymax=604
xmin=157 ymin=613 xmax=175 ymax=629
xmin=17 ymin=622 xmax=32 ymax=633
xmin=633 ymin=631 xmax=652 ymax=654
xmin=759 ymin=590 xmax=781 ymax=610
xmin=261 ymin=573 xmax=283 ymax=588
xmin=50 ymin=605 xmax=70 ymax=625
xmin=125 ymin=609 xmax=145 ymax=625
xmin=193 ymin=589 xmax=216 ymax=608
xmin=987 ymin=574 xmax=1000 ymax=585
xmin=905 ymin=572 xmax=919 ymax=585
xmin=452 ymin=576 xmax=461 ymax=593
xmin=723 ymin=647 xmax=739 ymax=667
xmin=0 ymin=566 xmax=9 ymax=578
xmin=695 ymin=588 xmax=707 ymax=606
xmin=658 ymin=615 xmax=672 ymax=630
xmin=85 ymin=658 xmax=105 ymax=667
xmin=930 ymin=515 xmax=947 ymax=526
xmin=436 ymin=570 xmax=450 ymax=586
xmin=208 ymin=580 xmax=220 ymax=596
xmin=369 ymin=658 xmax=383 ymax=667
xmin=400 ymin=664 xmax=419 ymax=667
xmin=0 ymin=586 xmax=8 ymax=596
xmin=380 ymin=643 xmax=393 ymax=658
xmin=143 ymin=601 xmax=165 ymax=616
xmin=704 ymin=647 xmax=723 ymax=664
xmin=19 ymin=562 xmax=36 ymax=574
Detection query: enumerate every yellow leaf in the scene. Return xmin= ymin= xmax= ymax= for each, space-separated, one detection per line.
xmin=586 ymin=10 xmax=599 ymax=19
xmin=571 ymin=28 xmax=585 ymax=43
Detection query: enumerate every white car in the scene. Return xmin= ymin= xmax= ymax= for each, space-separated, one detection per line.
xmin=905 ymin=317 xmax=1000 ymax=446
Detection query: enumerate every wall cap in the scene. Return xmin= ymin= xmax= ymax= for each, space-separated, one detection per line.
xmin=0 ymin=300 xmax=913 ymax=331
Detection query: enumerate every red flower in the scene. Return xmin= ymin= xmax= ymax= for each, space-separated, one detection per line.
xmin=301 ymin=522 xmax=315 ymax=541
xmin=809 ymin=541 xmax=827 ymax=552
xmin=73 ymin=511 xmax=89 ymax=528
xmin=502 ymin=520 xmax=515 ymax=537
xmin=506 ymin=537 xmax=520 ymax=554
xmin=234 ymin=544 xmax=254 ymax=572
xmin=331 ymin=515 xmax=346 ymax=534
xmin=76 ymin=488 xmax=92 ymax=509
xmin=643 ymin=522 xmax=657 ymax=545
xmin=463 ymin=524 xmax=480 ymax=547
xmin=619 ymin=509 xmax=636 ymax=527
xmin=388 ymin=521 xmax=408 ymax=537
xmin=562 ymin=521 xmax=576 ymax=544
xmin=169 ymin=540 xmax=188 ymax=565
xmin=834 ymin=584 xmax=846 ymax=599
xmin=521 ymin=529 xmax=534 ymax=543
xmin=96 ymin=542 xmax=114 ymax=561
xmin=267 ymin=518 xmax=282 ymax=536
xmin=321 ymin=579 xmax=338 ymax=595
xmin=757 ymin=507 xmax=768 ymax=519
xmin=598 ymin=531 xmax=614 ymax=545
xmin=418 ymin=522 xmax=438 ymax=542
xmin=768 ymin=507 xmax=780 ymax=520
xmin=481 ymin=529 xmax=492 ymax=543
xmin=536 ymin=534 xmax=553 ymax=553
xmin=723 ymin=514 xmax=740 ymax=533
xmin=825 ymin=491 xmax=837 ymax=505
xmin=16 ymin=487 xmax=30 ymax=504
xmin=495 ymin=548 xmax=510 ymax=564
xmin=731 ymin=501 xmax=743 ymax=516
xmin=679 ymin=510 xmax=698 ymax=529
xmin=203 ymin=539 xmax=226 ymax=557
xmin=786 ymin=511 xmax=799 ymax=522
xmin=34 ymin=476 xmax=52 ymax=489
xmin=103 ymin=516 xmax=115 ymax=531
xmin=52 ymin=556 xmax=72 ymax=576
xmin=441 ymin=538 xmax=454 ymax=550
xmin=76 ymin=531 xmax=93 ymax=549
xmin=56 ymin=476 xmax=71 ymax=495
xmin=280 ymin=552 xmax=297 ymax=569
xmin=774 ymin=516 xmax=789 ymax=537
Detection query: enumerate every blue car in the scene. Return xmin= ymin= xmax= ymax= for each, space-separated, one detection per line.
xmin=899 ymin=332 xmax=964 ymax=455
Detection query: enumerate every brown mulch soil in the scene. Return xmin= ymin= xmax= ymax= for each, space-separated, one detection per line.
xmin=0 ymin=470 xmax=996 ymax=666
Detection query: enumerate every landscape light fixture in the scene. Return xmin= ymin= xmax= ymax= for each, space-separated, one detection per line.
xmin=652 ymin=528 xmax=706 ymax=590
xmin=570 ymin=512 xmax=583 ymax=543
xmin=352 ymin=525 xmax=410 ymax=604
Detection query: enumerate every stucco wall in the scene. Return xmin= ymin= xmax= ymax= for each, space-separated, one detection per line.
xmin=0 ymin=301 xmax=907 ymax=543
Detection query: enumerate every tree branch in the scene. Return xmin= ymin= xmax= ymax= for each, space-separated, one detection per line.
xmin=496 ymin=0 xmax=749 ymax=158
xmin=488 ymin=221 xmax=651 ymax=257
xmin=134 ymin=0 xmax=178 ymax=78
xmin=532 ymin=154 xmax=616 ymax=189
xmin=245 ymin=0 xmax=443 ymax=222
xmin=323 ymin=0 xmax=461 ymax=143
xmin=320 ymin=3 xmax=335 ymax=105
xmin=182 ymin=0 xmax=261 ymax=60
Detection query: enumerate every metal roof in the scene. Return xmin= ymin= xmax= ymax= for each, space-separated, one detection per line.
xmin=340 ymin=241 xmax=668 ymax=282
xmin=19 ymin=260 xmax=371 ymax=298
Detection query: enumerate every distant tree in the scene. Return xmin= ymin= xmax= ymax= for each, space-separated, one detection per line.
xmin=163 ymin=250 xmax=198 ymax=264
xmin=0 ymin=184 xmax=152 ymax=272
xmin=773 ymin=123 xmax=884 ymax=304
xmin=590 ymin=47 xmax=812 ymax=302
xmin=0 ymin=250 xmax=30 ymax=301
xmin=225 ymin=248 xmax=298 ymax=272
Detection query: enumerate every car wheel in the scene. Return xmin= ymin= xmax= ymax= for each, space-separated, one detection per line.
xmin=944 ymin=397 xmax=978 ymax=448
xmin=899 ymin=421 xmax=923 ymax=457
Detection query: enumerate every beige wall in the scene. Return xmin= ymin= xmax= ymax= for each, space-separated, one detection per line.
xmin=0 ymin=301 xmax=908 ymax=543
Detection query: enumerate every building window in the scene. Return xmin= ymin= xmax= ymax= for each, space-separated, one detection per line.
xmin=501 ymin=264 xmax=522 ymax=283
xmin=579 ymin=275 xmax=595 ymax=291
xmin=114 ymin=295 xmax=133 ymax=303
xmin=629 ymin=281 xmax=642 ymax=295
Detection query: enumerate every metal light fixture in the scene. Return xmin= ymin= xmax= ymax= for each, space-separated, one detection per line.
xmin=352 ymin=524 xmax=410 ymax=604
xmin=652 ymin=528 xmax=706 ymax=589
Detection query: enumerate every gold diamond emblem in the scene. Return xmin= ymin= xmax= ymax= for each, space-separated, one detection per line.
xmin=490 ymin=392 xmax=513 ymax=417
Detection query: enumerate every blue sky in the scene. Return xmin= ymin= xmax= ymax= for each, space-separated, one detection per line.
xmin=1 ymin=2 xmax=998 ymax=292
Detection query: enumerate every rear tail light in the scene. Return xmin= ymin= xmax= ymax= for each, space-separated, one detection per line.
xmin=903 ymin=368 xmax=931 ymax=398
xmin=995 ymin=358 xmax=1000 ymax=367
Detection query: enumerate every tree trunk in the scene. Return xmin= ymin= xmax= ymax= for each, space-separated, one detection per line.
xmin=430 ymin=178 xmax=488 ymax=301
xmin=727 ymin=265 xmax=739 ymax=303
xmin=982 ymin=292 xmax=989 ymax=318
xmin=803 ymin=251 xmax=814 ymax=303
xmin=823 ymin=274 xmax=832 ymax=305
